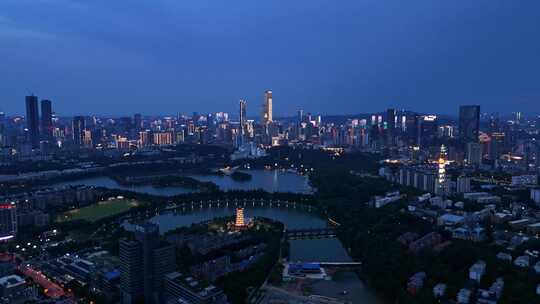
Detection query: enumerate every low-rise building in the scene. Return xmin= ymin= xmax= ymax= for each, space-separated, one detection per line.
xmin=496 ymin=252 xmax=512 ymax=262
xmin=452 ymin=226 xmax=486 ymax=242
xmin=514 ymin=255 xmax=530 ymax=268
xmin=437 ymin=214 xmax=465 ymax=227
xmin=508 ymin=219 xmax=532 ymax=230
xmin=409 ymin=232 xmax=441 ymax=254
xmin=457 ymin=288 xmax=472 ymax=304
xmin=164 ymin=272 xmax=227 ymax=304
xmin=433 ymin=283 xmax=447 ymax=298
xmin=0 ymin=275 xmax=26 ymax=298
xmin=469 ymin=260 xmax=486 ymax=283
xmin=407 ymin=272 xmax=426 ymax=295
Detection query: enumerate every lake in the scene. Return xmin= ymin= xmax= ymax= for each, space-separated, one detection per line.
xmin=52 ymin=170 xmax=312 ymax=196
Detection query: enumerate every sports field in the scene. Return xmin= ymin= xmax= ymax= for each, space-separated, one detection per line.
xmin=57 ymin=199 xmax=145 ymax=223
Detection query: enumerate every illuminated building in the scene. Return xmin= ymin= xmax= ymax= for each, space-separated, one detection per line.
xmin=0 ymin=203 xmax=17 ymax=241
xmin=139 ymin=131 xmax=150 ymax=147
xmin=72 ymin=116 xmax=86 ymax=146
xmin=262 ymin=90 xmax=273 ymax=125
xmin=239 ymin=99 xmax=247 ymax=144
xmin=82 ymin=130 xmax=93 ymax=148
xmin=153 ymin=132 xmax=173 ymax=146
xmin=235 ymin=208 xmax=245 ymax=227
xmin=436 ymin=144 xmax=448 ymax=195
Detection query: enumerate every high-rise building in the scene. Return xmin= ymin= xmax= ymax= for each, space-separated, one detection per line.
xmin=239 ymin=99 xmax=247 ymax=144
xmin=405 ymin=114 xmax=419 ymax=145
xmin=25 ymin=95 xmax=40 ymax=148
xmin=489 ymin=132 xmax=506 ymax=160
xmin=134 ymin=113 xmax=142 ymax=131
xmin=456 ymin=175 xmax=471 ymax=194
xmin=459 ymin=105 xmax=480 ymax=144
xmin=418 ymin=115 xmax=438 ymax=147
xmin=0 ymin=112 xmax=5 ymax=147
xmin=40 ymin=99 xmax=53 ymax=140
xmin=298 ymin=109 xmax=304 ymax=123
xmin=386 ymin=108 xmax=396 ymax=146
xmin=386 ymin=108 xmax=396 ymax=131
xmin=436 ymin=145 xmax=448 ymax=195
xmin=0 ymin=203 xmax=17 ymax=241
xmin=72 ymin=116 xmax=86 ymax=146
xmin=262 ymin=90 xmax=273 ymax=124
xmin=120 ymin=223 xmax=175 ymax=304
xmin=466 ymin=142 xmax=482 ymax=166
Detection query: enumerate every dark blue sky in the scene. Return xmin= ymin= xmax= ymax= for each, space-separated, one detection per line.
xmin=1 ymin=0 xmax=539 ymax=116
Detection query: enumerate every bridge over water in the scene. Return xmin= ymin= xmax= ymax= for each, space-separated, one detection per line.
xmin=285 ymin=228 xmax=337 ymax=240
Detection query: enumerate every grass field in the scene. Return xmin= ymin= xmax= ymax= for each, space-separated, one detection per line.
xmin=57 ymin=199 xmax=145 ymax=223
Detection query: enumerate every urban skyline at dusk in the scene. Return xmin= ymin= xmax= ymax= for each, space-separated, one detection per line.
xmin=2 ymin=2 xmax=540 ymax=304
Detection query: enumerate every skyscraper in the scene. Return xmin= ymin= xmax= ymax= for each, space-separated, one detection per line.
xmin=120 ymin=223 xmax=175 ymax=304
xmin=25 ymin=95 xmax=40 ymax=148
xmin=386 ymin=108 xmax=396 ymax=131
xmin=239 ymin=99 xmax=247 ymax=145
xmin=40 ymin=99 xmax=53 ymax=140
xmin=262 ymin=90 xmax=273 ymax=124
xmin=418 ymin=115 xmax=438 ymax=147
xmin=72 ymin=116 xmax=86 ymax=147
xmin=459 ymin=105 xmax=480 ymax=144
xmin=386 ymin=108 xmax=396 ymax=146
xmin=134 ymin=113 xmax=142 ymax=131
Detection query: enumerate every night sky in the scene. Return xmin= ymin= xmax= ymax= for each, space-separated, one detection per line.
xmin=1 ymin=0 xmax=539 ymax=116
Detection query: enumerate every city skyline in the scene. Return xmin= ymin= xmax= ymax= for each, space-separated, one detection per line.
xmin=2 ymin=1 xmax=540 ymax=116
xmin=1 ymin=93 xmax=534 ymax=120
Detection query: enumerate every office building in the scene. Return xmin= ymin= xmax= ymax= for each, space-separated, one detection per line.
xmin=405 ymin=114 xmax=419 ymax=145
xmin=40 ymin=99 xmax=53 ymax=140
xmin=120 ymin=223 xmax=175 ymax=304
xmin=418 ymin=115 xmax=438 ymax=147
xmin=456 ymin=175 xmax=471 ymax=194
xmin=25 ymin=95 xmax=40 ymax=148
xmin=0 ymin=203 xmax=17 ymax=241
xmin=489 ymin=132 xmax=506 ymax=160
xmin=467 ymin=142 xmax=482 ymax=166
xmin=386 ymin=108 xmax=396 ymax=146
xmin=386 ymin=108 xmax=396 ymax=130
xmin=262 ymin=90 xmax=273 ymax=125
xmin=239 ymin=99 xmax=247 ymax=144
xmin=459 ymin=105 xmax=480 ymax=144
xmin=134 ymin=113 xmax=143 ymax=131
xmin=72 ymin=116 xmax=86 ymax=147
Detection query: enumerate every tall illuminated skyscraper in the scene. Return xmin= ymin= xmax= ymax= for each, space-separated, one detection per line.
xmin=40 ymin=99 xmax=53 ymax=140
xmin=436 ymin=144 xmax=448 ymax=195
xmin=239 ymin=99 xmax=247 ymax=141
xmin=262 ymin=90 xmax=273 ymax=124
xmin=25 ymin=95 xmax=40 ymax=148
xmin=72 ymin=116 xmax=86 ymax=146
